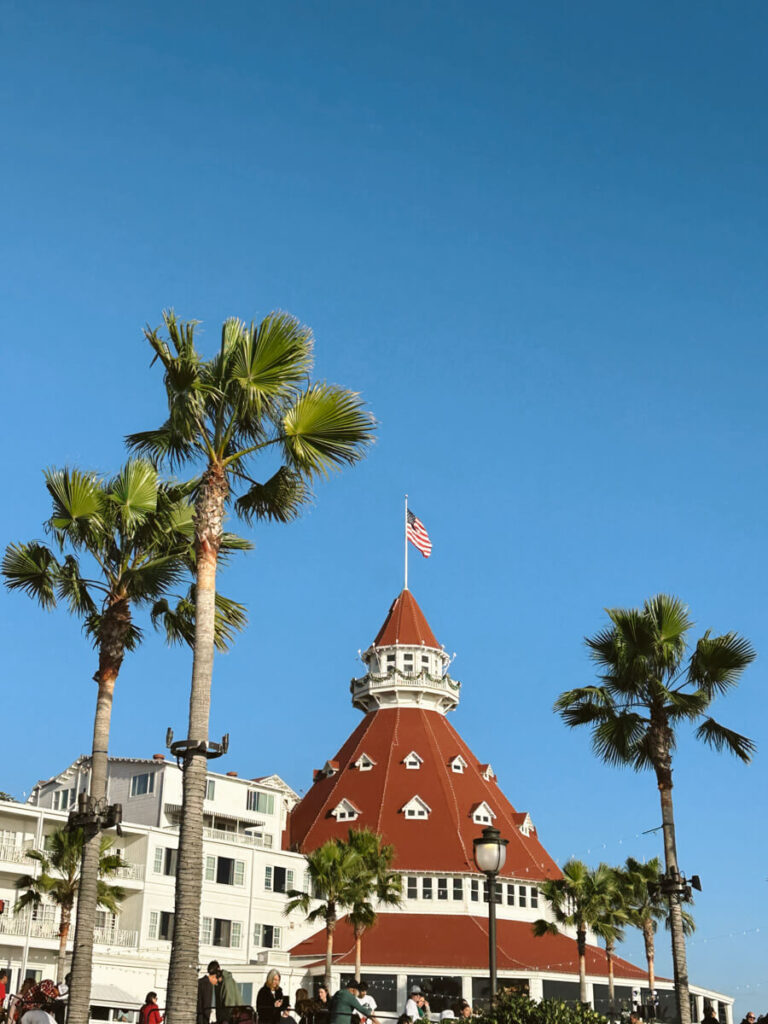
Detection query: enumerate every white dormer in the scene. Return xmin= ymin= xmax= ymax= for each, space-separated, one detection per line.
xmin=354 ymin=753 xmax=376 ymax=772
xmin=403 ymin=751 xmax=423 ymax=770
xmin=331 ymin=799 xmax=361 ymax=822
xmin=479 ymin=763 xmax=495 ymax=781
xmin=401 ymin=795 xmax=431 ymax=820
xmin=450 ymin=755 xmax=468 ymax=774
xmin=517 ymin=812 xmax=534 ymax=837
xmin=471 ymin=801 xmax=496 ymax=825
xmin=323 ymin=761 xmax=339 ymax=777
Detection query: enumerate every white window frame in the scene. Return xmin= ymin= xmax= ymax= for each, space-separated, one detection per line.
xmin=450 ymin=756 xmax=467 ymax=774
xmin=471 ymin=801 xmax=496 ymax=826
xmin=201 ymin=916 xmax=212 ymax=945
xmin=148 ymin=911 xmax=158 ymax=939
xmin=153 ymin=848 xmax=164 ymax=874
xmin=130 ymin=772 xmax=155 ymax=797
xmin=354 ymin=753 xmax=376 ymax=772
xmin=402 ymin=795 xmax=431 ymax=819
xmin=206 ymin=779 xmax=215 ymax=801
xmin=403 ymin=751 xmax=423 ymax=770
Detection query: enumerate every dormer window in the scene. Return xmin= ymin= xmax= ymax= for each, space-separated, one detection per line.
xmin=479 ymin=764 xmax=496 ymax=781
xmin=517 ymin=813 xmax=534 ymax=837
xmin=450 ymin=756 xmax=467 ymax=774
xmin=402 ymin=796 xmax=431 ymax=820
xmin=354 ymin=753 xmax=376 ymax=772
xmin=471 ymin=801 xmax=496 ymax=825
xmin=331 ymin=799 xmax=361 ymax=822
xmin=403 ymin=752 xmax=423 ymax=770
xmin=323 ymin=761 xmax=339 ymax=777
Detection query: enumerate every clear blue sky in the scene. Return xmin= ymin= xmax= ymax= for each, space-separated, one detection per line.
xmin=2 ymin=0 xmax=766 ymax=1014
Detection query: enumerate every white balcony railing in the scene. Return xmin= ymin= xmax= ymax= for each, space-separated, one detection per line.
xmin=0 ymin=916 xmax=59 ymax=940
xmin=113 ymin=862 xmax=145 ymax=881
xmin=202 ymin=827 xmax=273 ymax=849
xmin=0 ymin=843 xmax=33 ymax=864
xmin=94 ymin=927 xmax=138 ymax=947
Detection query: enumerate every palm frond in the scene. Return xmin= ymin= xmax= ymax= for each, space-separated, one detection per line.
xmin=695 ymin=717 xmax=755 ymax=763
xmin=56 ymin=555 xmax=98 ymax=617
xmin=44 ymin=467 xmax=104 ymax=545
xmin=687 ymin=631 xmax=756 ymax=695
xmin=125 ymin=424 xmax=198 ymax=471
xmin=234 ymin=466 xmax=312 ymax=525
xmin=122 ymin=555 xmax=189 ymax=602
xmin=281 ymin=383 xmax=376 ymax=478
xmin=2 ymin=542 xmax=60 ymax=608
xmin=106 ymin=460 xmax=158 ymax=531
xmin=151 ymin=588 xmax=247 ymax=653
xmin=592 ymin=712 xmax=646 ymax=767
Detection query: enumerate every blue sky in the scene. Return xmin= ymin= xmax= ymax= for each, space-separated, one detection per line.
xmin=1 ymin=0 xmax=766 ymax=1014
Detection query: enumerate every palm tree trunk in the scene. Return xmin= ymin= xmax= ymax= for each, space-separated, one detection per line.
xmin=57 ymin=905 xmax=72 ymax=984
xmin=68 ymin=601 xmax=128 ymax=1024
xmin=166 ymin=467 xmax=227 ymax=1024
xmin=642 ymin=918 xmax=656 ymax=995
xmin=577 ymin=926 xmax=588 ymax=1005
xmin=354 ymin=929 xmax=362 ymax=982
xmin=657 ymin=764 xmax=691 ymax=1024
xmin=325 ymin=905 xmax=337 ymax=990
xmin=606 ymin=941 xmax=615 ymax=1007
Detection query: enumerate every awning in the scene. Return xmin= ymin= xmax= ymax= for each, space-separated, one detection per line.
xmin=90 ymin=984 xmax=141 ymax=1008
xmin=163 ymin=804 xmax=265 ymax=827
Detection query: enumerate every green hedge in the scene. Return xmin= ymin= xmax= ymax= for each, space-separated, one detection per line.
xmin=479 ymin=992 xmax=608 ymax=1024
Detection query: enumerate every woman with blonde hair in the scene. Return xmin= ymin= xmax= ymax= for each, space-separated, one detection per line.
xmin=256 ymin=971 xmax=288 ymax=1024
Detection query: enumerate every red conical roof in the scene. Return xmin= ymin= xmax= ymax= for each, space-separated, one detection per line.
xmin=373 ymin=589 xmax=440 ymax=648
xmin=287 ymin=706 xmax=560 ymax=880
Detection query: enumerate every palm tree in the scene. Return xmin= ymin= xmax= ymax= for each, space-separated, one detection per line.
xmin=346 ymin=829 xmax=403 ymax=978
xmin=620 ymin=857 xmax=695 ymax=999
xmin=2 ymin=461 xmax=245 ymax=1024
xmin=127 ymin=310 xmax=375 ymax=1021
xmin=553 ymin=595 xmax=755 ymax=1024
xmin=15 ymin=827 xmax=125 ymax=984
xmin=532 ymin=859 xmax=618 ymax=1005
xmin=591 ymin=877 xmax=628 ymax=1010
xmin=285 ymin=838 xmax=363 ymax=987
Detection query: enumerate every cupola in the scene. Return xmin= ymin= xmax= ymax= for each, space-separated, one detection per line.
xmin=350 ymin=590 xmax=460 ymax=714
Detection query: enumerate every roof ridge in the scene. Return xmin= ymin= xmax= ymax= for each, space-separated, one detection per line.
xmin=375 ymin=707 xmax=400 ymax=834
xmin=421 ymin=710 xmax=472 ymax=870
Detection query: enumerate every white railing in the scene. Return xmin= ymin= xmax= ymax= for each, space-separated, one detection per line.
xmin=202 ymin=827 xmax=273 ymax=849
xmin=352 ymin=671 xmax=461 ymax=693
xmin=0 ymin=917 xmax=59 ymax=939
xmin=94 ymin=927 xmax=138 ymax=947
xmin=0 ymin=843 xmax=33 ymax=864
xmin=113 ymin=862 xmax=145 ymax=881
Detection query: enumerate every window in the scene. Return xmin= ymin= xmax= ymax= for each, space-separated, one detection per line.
xmin=206 ymin=780 xmax=215 ymax=801
xmin=95 ymin=910 xmax=116 ymax=932
xmin=472 ymin=802 xmax=495 ymax=825
xmin=518 ymin=885 xmax=527 ymax=908
xmin=205 ymin=856 xmax=245 ymax=886
xmin=422 ymin=878 xmax=433 ymax=900
xmin=150 ymin=911 xmax=174 ymax=940
xmin=387 ymin=654 xmax=395 ymax=665
xmin=450 ymin=757 xmax=467 ymax=774
xmin=53 ymin=788 xmax=75 ymax=811
xmin=354 ymin=754 xmax=376 ymax=771
xmin=265 ymin=865 xmax=293 ymax=893
xmin=247 ymin=791 xmax=275 ymax=814
xmin=201 ymin=917 xmax=241 ymax=947
xmin=154 ymin=848 xmax=177 ymax=876
xmin=506 ymin=884 xmax=515 ymax=906
xmin=422 ymin=655 xmax=429 ymax=666
xmin=332 ymin=799 xmax=360 ymax=822
xmin=403 ymin=752 xmax=423 ymax=770
xmin=240 ymin=985 xmax=253 ymax=1006
xmin=253 ymin=923 xmax=281 ymax=949
xmin=213 ymin=919 xmax=231 ymax=947
xmin=437 ymin=878 xmax=448 ymax=901
xmin=531 ymin=887 xmax=538 ymax=908
xmin=407 ymin=877 xmax=418 ymax=899
xmin=470 ymin=879 xmax=479 ymax=902
xmin=130 ymin=773 xmax=155 ymax=797
xmin=402 ymin=796 xmax=431 ymax=819
xmin=452 ymin=878 xmax=463 ymax=900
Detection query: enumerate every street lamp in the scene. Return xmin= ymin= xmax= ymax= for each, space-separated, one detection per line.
xmin=473 ymin=826 xmax=509 ymax=1010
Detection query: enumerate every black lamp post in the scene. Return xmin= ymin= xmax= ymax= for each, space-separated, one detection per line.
xmin=473 ymin=825 xmax=509 ymax=1010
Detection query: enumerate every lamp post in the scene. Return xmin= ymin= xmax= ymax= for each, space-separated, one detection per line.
xmin=473 ymin=826 xmax=508 ymax=1011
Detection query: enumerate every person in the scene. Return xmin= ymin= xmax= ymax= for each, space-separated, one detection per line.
xmin=310 ymin=985 xmax=330 ymax=1024
xmin=0 ymin=970 xmax=8 ymax=1006
xmin=198 ymin=961 xmax=224 ymax=1024
xmin=740 ymin=1015 xmax=756 ymax=1024
xmin=8 ymin=979 xmax=38 ymax=1023
xmin=140 ymin=992 xmax=164 ymax=1024
xmin=355 ymin=983 xmax=376 ymax=1023
xmin=328 ymin=981 xmax=379 ymax=1024
xmin=702 ymin=1009 xmax=718 ymax=1024
xmin=404 ymin=988 xmax=423 ymax=1022
xmin=256 ymin=971 xmax=289 ymax=1024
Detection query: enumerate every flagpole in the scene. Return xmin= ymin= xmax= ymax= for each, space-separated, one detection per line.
xmin=404 ymin=494 xmax=409 ymax=591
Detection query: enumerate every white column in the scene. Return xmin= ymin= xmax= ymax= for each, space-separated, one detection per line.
xmin=695 ymin=995 xmax=705 ymax=1020
xmin=528 ymin=977 xmax=544 ymax=1002
xmin=461 ymin=977 xmax=473 ymax=1003
xmin=396 ymin=975 xmax=408 ymax=1014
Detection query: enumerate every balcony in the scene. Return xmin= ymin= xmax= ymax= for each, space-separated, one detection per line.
xmin=350 ymin=668 xmax=461 ymax=714
xmin=0 ymin=842 xmax=34 ymax=865
xmin=113 ymin=862 xmax=145 ymax=881
xmin=94 ymin=927 xmax=138 ymax=947
xmin=202 ymin=827 xmax=273 ymax=849
xmin=0 ymin=916 xmax=59 ymax=940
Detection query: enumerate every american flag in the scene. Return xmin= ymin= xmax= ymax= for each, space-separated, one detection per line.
xmin=407 ymin=509 xmax=432 ymax=558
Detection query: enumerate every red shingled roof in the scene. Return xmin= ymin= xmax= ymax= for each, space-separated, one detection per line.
xmin=374 ymin=590 xmax=441 ymax=648
xmin=289 ymin=913 xmax=652 ymax=980
xmin=286 ymin=706 xmax=560 ymax=880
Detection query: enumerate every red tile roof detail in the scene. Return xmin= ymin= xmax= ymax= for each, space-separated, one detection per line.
xmin=287 ymin=707 xmax=560 ymax=879
xmin=374 ymin=590 xmax=441 ymax=649
xmin=289 ymin=913 xmax=654 ymax=980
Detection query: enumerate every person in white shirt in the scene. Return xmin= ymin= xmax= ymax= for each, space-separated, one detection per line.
xmin=404 ymin=988 xmax=423 ymax=1022
xmin=355 ymin=984 xmax=376 ymax=1022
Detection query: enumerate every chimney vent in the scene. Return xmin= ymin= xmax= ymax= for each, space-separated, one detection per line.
xmin=152 ymin=754 xmax=165 ymax=761
xmin=226 ymin=771 xmax=238 ymax=777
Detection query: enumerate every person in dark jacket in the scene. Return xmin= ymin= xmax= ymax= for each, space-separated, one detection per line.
xmin=256 ymin=971 xmax=289 ymax=1024
xmin=198 ymin=961 xmax=225 ymax=1024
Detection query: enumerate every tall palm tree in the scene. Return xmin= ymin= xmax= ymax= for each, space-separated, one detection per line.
xmin=15 ymin=827 xmax=125 ymax=984
xmin=346 ymin=829 xmax=403 ymax=978
xmin=532 ymin=859 xmax=618 ymax=1005
xmin=2 ymin=461 xmax=245 ymax=1024
xmin=553 ymin=595 xmax=755 ymax=1024
xmin=127 ymin=310 xmax=375 ymax=1021
xmin=285 ymin=838 xmax=363 ymax=988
